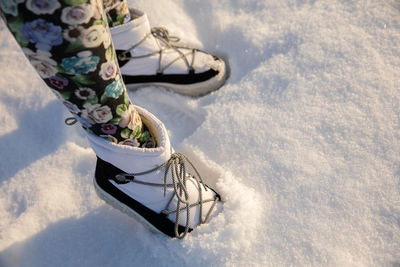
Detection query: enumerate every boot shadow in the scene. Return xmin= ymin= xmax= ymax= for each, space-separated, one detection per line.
xmin=0 ymin=205 xmax=182 ymax=267
xmin=0 ymin=99 xmax=66 ymax=183
xmin=129 ymin=88 xmax=206 ymax=147
xmin=182 ymin=1 xmax=299 ymax=83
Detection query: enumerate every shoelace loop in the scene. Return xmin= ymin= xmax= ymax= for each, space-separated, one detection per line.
xmin=115 ymin=152 xmax=219 ymax=239
xmin=151 ymin=27 xmax=180 ymax=44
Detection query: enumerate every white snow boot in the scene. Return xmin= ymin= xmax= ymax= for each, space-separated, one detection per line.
xmin=86 ymin=106 xmax=221 ymax=238
xmin=110 ymin=9 xmax=228 ymax=96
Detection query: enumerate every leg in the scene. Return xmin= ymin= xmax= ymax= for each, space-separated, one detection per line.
xmin=103 ymin=0 xmax=132 ymax=27
xmin=0 ymin=0 xmax=222 ymax=238
xmin=0 ymin=0 xmax=154 ymax=147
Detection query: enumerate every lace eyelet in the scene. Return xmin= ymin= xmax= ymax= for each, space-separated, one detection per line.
xmin=118 ymin=54 xmax=128 ymax=61
xmin=64 ymin=117 xmax=78 ymax=126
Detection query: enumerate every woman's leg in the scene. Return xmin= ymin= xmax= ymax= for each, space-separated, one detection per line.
xmin=103 ymin=0 xmax=131 ymax=26
xmin=0 ymin=0 xmax=154 ymax=148
xmin=0 ymin=0 xmax=222 ymax=239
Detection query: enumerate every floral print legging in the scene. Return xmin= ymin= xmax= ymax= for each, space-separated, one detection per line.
xmin=0 ymin=0 xmax=155 ymax=148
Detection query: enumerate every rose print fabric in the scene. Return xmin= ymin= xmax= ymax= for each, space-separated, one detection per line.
xmin=0 ymin=0 xmax=131 ymax=26
xmin=0 ymin=0 xmax=155 ymax=148
xmin=103 ymin=0 xmax=130 ymax=27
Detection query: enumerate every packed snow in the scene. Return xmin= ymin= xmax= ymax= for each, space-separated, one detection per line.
xmin=0 ymin=0 xmax=399 ymax=266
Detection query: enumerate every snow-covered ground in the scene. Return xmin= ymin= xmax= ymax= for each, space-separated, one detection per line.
xmin=1 ymin=0 xmax=400 ymax=266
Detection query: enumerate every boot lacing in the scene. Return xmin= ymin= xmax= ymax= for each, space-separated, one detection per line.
xmin=118 ymin=26 xmax=198 ymax=75
xmin=114 ymin=152 xmax=220 ymax=239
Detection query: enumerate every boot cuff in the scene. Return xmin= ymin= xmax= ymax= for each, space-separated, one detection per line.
xmin=110 ymin=8 xmax=149 ymax=36
xmin=85 ymin=106 xmax=172 ymax=174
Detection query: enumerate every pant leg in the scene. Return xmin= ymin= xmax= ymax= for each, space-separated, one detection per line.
xmin=0 ymin=0 xmax=154 ymax=148
xmin=103 ymin=0 xmax=131 ymax=27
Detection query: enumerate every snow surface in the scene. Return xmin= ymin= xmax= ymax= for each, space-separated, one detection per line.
xmin=1 ymin=0 xmax=400 ymax=266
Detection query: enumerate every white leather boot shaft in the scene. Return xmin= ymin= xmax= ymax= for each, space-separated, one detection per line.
xmin=110 ymin=9 xmax=159 ymax=52
xmin=85 ymin=105 xmax=172 ymax=176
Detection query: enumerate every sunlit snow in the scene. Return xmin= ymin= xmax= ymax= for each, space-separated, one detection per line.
xmin=0 ymin=0 xmax=399 ymax=266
